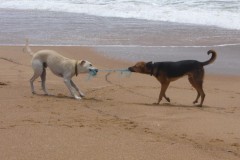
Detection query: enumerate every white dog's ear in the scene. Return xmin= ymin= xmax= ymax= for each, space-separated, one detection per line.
xmin=80 ymin=60 xmax=86 ymax=66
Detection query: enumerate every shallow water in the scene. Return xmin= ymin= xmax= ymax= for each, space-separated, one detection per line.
xmin=1 ymin=9 xmax=240 ymax=46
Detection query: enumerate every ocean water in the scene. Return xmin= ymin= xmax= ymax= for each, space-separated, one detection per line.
xmin=0 ymin=0 xmax=240 ymax=30
xmin=0 ymin=0 xmax=240 ymax=75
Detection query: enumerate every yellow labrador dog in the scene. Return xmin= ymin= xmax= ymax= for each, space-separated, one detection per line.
xmin=24 ymin=40 xmax=98 ymax=99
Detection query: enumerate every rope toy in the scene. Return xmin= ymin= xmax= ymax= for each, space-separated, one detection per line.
xmin=87 ymin=68 xmax=131 ymax=81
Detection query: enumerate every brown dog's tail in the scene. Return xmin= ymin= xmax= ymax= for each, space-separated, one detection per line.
xmin=23 ymin=39 xmax=34 ymax=56
xmin=201 ymin=50 xmax=217 ymax=66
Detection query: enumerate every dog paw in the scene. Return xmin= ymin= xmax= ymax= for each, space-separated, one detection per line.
xmin=75 ymin=96 xmax=82 ymax=100
xmin=165 ymin=97 xmax=170 ymax=102
xmin=193 ymin=100 xmax=198 ymax=104
xmin=80 ymin=93 xmax=85 ymax=97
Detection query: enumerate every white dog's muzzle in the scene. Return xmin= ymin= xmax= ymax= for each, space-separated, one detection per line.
xmin=89 ymin=68 xmax=98 ymax=76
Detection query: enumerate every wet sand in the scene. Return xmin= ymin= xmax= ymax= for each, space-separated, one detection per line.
xmin=0 ymin=46 xmax=240 ymax=160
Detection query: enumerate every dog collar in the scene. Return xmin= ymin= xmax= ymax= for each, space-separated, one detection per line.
xmin=150 ymin=62 xmax=154 ymax=76
xmin=75 ymin=61 xmax=78 ymax=76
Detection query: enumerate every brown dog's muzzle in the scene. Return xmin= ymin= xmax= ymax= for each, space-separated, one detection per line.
xmin=128 ymin=67 xmax=135 ymax=72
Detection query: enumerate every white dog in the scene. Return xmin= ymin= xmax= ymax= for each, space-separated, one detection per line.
xmin=24 ymin=40 xmax=98 ymax=99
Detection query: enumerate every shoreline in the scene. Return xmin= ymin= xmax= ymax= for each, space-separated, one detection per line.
xmin=1 ymin=45 xmax=240 ymax=76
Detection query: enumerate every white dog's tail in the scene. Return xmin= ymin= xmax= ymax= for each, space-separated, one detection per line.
xmin=23 ymin=39 xmax=34 ymax=56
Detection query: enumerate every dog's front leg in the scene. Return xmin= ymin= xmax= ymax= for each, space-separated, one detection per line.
xmin=64 ymin=79 xmax=81 ymax=99
xmin=70 ymin=80 xmax=85 ymax=97
xmin=157 ymin=82 xmax=170 ymax=104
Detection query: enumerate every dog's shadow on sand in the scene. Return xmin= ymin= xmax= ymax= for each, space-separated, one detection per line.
xmin=31 ymin=94 xmax=210 ymax=109
xmin=32 ymin=93 xmax=103 ymax=102
xmin=32 ymin=93 xmax=74 ymax=100
xmin=129 ymin=102 xmax=209 ymax=109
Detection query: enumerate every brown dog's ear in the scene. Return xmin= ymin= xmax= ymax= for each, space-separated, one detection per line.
xmin=80 ymin=60 xmax=86 ymax=66
xmin=146 ymin=61 xmax=153 ymax=70
xmin=146 ymin=61 xmax=154 ymax=76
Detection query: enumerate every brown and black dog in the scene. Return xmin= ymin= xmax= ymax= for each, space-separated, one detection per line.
xmin=128 ymin=50 xmax=217 ymax=107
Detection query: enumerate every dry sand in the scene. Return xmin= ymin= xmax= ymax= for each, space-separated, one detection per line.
xmin=0 ymin=46 xmax=240 ymax=160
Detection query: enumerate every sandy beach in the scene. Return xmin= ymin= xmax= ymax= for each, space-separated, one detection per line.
xmin=0 ymin=46 xmax=240 ymax=160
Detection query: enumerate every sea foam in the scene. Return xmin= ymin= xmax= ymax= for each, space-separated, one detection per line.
xmin=0 ymin=0 xmax=240 ymax=30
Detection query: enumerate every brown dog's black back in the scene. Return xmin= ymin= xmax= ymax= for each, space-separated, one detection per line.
xmin=150 ymin=50 xmax=217 ymax=77
xmin=153 ymin=60 xmax=202 ymax=77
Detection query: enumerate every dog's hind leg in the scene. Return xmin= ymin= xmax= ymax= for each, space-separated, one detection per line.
xmin=188 ymin=77 xmax=200 ymax=104
xmin=30 ymin=61 xmax=43 ymax=94
xmin=41 ymin=67 xmax=48 ymax=95
xmin=191 ymin=70 xmax=205 ymax=107
xmin=30 ymin=73 xmax=40 ymax=94
xmin=195 ymin=81 xmax=205 ymax=107
xmin=70 ymin=80 xmax=85 ymax=97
